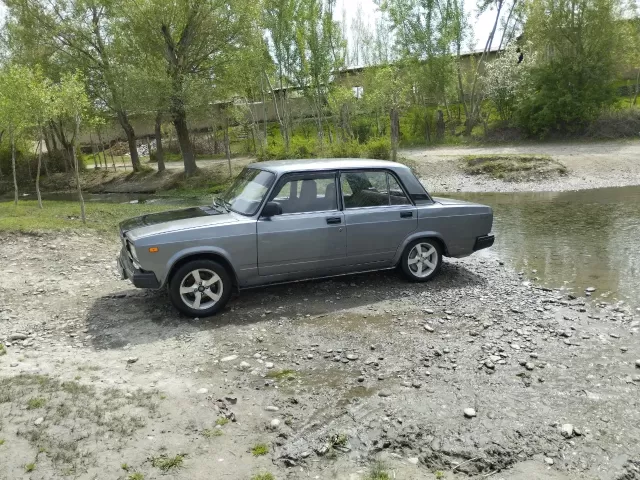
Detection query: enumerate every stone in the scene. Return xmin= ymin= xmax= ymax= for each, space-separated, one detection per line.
xmin=544 ymin=457 xmax=554 ymax=465
xmin=424 ymin=309 xmax=434 ymax=314
xmin=8 ymin=333 xmax=27 ymax=341
xmin=265 ymin=362 xmax=274 ymax=369
xmin=464 ymin=408 xmax=477 ymax=418
xmin=346 ymin=354 xmax=359 ymax=361
xmin=378 ymin=391 xmax=392 ymax=397
xmin=127 ymin=357 xmax=138 ymax=364
xmin=197 ymin=388 xmax=208 ymax=394
xmin=265 ymin=405 xmax=279 ymax=412
xmin=636 ymin=359 xmax=640 ymax=369
xmin=221 ymin=355 xmax=238 ymax=362
xmin=485 ymin=360 xmax=495 ymax=370
xmin=525 ymin=362 xmax=535 ymax=371
xmin=269 ymin=418 xmax=281 ymax=429
xmin=424 ymin=324 xmax=434 ymax=332
xmin=585 ymin=287 xmax=597 ymax=293
xmin=561 ymin=424 xmax=574 ymax=438
xmin=412 ymin=381 xmax=422 ymax=389
xmin=307 ymin=354 xmax=314 ymax=359
xmin=225 ymin=396 xmax=238 ymax=404
xmin=238 ymin=361 xmax=251 ymax=371
xmin=34 ymin=417 xmax=44 ymax=426
xmin=408 ymin=457 xmax=420 ymax=465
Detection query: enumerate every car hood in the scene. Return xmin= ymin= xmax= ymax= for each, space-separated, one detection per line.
xmin=120 ymin=206 xmax=240 ymax=239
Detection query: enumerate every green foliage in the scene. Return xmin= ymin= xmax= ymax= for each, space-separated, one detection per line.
xmin=251 ymin=474 xmax=275 ymax=480
xmin=128 ymin=473 xmax=145 ymax=480
xmin=329 ymin=139 xmax=363 ymax=158
xmin=462 ymin=155 xmax=567 ymax=181
xmin=251 ymin=443 xmax=269 ymax=456
xmin=365 ymin=137 xmax=391 ymax=160
xmin=202 ymin=428 xmax=223 ymax=438
xmin=215 ymin=417 xmax=229 ymax=426
xmin=265 ymin=369 xmax=297 ymax=380
xmin=151 ymin=454 xmax=184 ymax=472
xmin=0 ymin=344 xmax=6 ymax=356
xmin=27 ymin=397 xmax=47 ymax=409
xmin=365 ymin=461 xmax=390 ymax=480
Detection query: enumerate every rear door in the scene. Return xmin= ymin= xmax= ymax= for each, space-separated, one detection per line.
xmin=341 ymin=170 xmax=417 ymax=266
xmin=257 ymin=171 xmax=346 ymax=276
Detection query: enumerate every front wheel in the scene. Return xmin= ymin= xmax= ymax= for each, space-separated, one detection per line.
xmin=169 ymin=260 xmax=232 ymax=317
xmin=400 ymin=239 xmax=443 ymax=282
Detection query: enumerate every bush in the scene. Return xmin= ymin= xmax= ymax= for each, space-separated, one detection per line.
xmin=585 ymin=108 xmax=640 ymax=139
xmin=365 ymin=137 xmax=391 ymax=160
xmin=328 ymin=139 xmax=363 ymax=158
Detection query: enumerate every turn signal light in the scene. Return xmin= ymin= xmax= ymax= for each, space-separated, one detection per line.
xmin=149 ymin=247 xmax=159 ymax=253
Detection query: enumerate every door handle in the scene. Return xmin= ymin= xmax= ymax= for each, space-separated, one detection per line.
xmin=326 ymin=217 xmax=342 ymax=224
xmin=400 ymin=211 xmax=413 ymax=218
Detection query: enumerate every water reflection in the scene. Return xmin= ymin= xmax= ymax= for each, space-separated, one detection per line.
xmin=447 ymin=186 xmax=640 ymax=305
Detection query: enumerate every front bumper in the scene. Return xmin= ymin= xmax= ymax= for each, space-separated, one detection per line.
xmin=117 ymin=247 xmax=161 ymax=289
xmin=474 ymin=234 xmax=495 ymax=251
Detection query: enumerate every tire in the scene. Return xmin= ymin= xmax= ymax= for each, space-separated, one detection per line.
xmin=400 ymin=238 xmax=443 ymax=282
xmin=169 ymin=259 xmax=233 ymax=317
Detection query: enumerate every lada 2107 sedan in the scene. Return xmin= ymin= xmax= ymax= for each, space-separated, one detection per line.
xmin=118 ymin=159 xmax=494 ymax=317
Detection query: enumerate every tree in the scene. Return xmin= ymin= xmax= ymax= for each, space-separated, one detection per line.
xmin=53 ymin=73 xmax=91 ymax=223
xmin=125 ymin=0 xmax=260 ymax=177
xmin=3 ymin=0 xmax=145 ymax=171
xmin=520 ymin=0 xmax=631 ymax=134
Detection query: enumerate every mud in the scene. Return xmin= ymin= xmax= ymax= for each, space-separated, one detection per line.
xmin=1 ymin=233 xmax=639 ymax=480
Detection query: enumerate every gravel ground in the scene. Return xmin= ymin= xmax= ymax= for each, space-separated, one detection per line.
xmin=402 ymin=140 xmax=640 ymax=193
xmin=1 ymin=233 xmax=639 ymax=480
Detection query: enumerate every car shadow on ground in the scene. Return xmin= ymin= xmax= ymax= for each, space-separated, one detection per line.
xmin=85 ymin=260 xmax=487 ymax=350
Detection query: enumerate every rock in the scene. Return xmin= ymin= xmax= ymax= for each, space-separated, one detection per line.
xmin=126 ymin=357 xmax=138 ymax=364
xmin=34 ymin=417 xmax=44 ymax=426
xmin=544 ymin=457 xmax=554 ymax=465
xmin=561 ymin=424 xmax=574 ymax=438
xmin=525 ymin=362 xmax=535 ymax=371
xmin=307 ymin=354 xmax=314 ymax=359
xmin=464 ymin=408 xmax=476 ymax=418
xmin=378 ymin=391 xmax=392 ymax=397
xmin=238 ymin=361 xmax=251 ymax=371
xmin=424 ymin=324 xmax=434 ymax=332
xmin=265 ymin=362 xmax=274 ymax=369
xmin=485 ymin=361 xmax=495 ymax=370
xmin=585 ymin=287 xmax=596 ymax=293
xmin=8 ymin=333 xmax=27 ymax=341
xmin=197 ymin=388 xmax=208 ymax=394
xmin=265 ymin=405 xmax=279 ymax=412
xmin=357 ymin=376 xmax=365 ymax=383
xmin=408 ymin=457 xmax=420 ymax=465
xmin=511 ymin=343 xmax=521 ymax=350
xmin=412 ymin=381 xmax=422 ymax=389
xmin=346 ymin=354 xmax=359 ymax=361
xmin=269 ymin=418 xmax=281 ymax=429
xmin=225 ymin=396 xmax=238 ymax=404
xmin=636 ymin=359 xmax=640 ymax=369
xmin=10 ymin=363 xmax=18 ymax=367
xmin=221 ymin=355 xmax=238 ymax=362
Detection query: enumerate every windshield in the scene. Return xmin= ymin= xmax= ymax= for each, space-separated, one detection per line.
xmin=220 ymin=168 xmax=276 ymax=216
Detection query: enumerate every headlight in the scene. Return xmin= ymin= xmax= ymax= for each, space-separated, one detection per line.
xmin=129 ymin=244 xmax=138 ymax=261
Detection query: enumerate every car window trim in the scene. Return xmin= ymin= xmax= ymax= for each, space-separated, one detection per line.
xmin=261 ymin=170 xmax=340 ymax=216
xmin=338 ymin=168 xmax=415 ymax=210
xmin=227 ymin=167 xmax=277 ymax=217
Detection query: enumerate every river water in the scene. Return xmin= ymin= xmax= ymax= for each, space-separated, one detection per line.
xmin=447 ymin=186 xmax=640 ymax=306
xmin=4 ymin=186 xmax=639 ymax=306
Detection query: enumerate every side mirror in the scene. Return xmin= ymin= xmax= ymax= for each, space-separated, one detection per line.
xmin=261 ymin=201 xmax=282 ymax=217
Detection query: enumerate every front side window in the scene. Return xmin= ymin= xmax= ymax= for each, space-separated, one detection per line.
xmin=269 ymin=173 xmax=338 ymax=214
xmin=341 ymin=170 xmax=410 ymax=208
xmin=220 ymin=168 xmax=276 ymax=216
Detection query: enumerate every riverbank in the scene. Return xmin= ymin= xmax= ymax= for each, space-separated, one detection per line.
xmin=0 ymin=232 xmax=638 ymax=480
xmin=404 ymin=140 xmax=640 ymax=193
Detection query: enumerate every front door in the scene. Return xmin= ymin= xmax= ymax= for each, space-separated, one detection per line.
xmin=257 ymin=172 xmax=346 ymax=277
xmin=340 ymin=170 xmax=417 ymax=266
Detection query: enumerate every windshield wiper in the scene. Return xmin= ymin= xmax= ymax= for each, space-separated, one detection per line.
xmin=212 ymin=196 xmax=230 ymax=212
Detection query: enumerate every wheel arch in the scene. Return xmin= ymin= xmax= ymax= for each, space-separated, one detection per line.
xmin=165 ymin=251 xmax=240 ymax=291
xmin=394 ymin=232 xmax=449 ymax=267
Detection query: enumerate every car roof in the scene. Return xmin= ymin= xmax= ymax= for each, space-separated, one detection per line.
xmin=247 ymin=158 xmax=409 ymax=174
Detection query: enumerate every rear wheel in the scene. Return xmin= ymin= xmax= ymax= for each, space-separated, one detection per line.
xmin=169 ymin=259 xmax=232 ymax=317
xmin=401 ymin=239 xmax=443 ymax=282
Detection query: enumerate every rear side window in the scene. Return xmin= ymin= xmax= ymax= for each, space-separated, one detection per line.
xmin=269 ymin=173 xmax=338 ymax=214
xmin=341 ymin=171 xmax=410 ymax=208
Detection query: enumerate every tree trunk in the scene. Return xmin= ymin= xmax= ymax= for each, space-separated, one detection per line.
xmin=436 ymin=110 xmax=446 ymax=140
xmin=146 ymin=136 xmax=152 ymax=161
xmin=72 ymin=119 xmax=86 ymax=223
xmin=390 ymin=108 xmax=399 ymax=162
xmin=224 ymin=117 xmax=232 ymax=177
xmin=11 ymin=131 xmax=18 ymax=206
xmin=171 ymin=103 xmax=197 ymax=176
xmin=90 ymin=133 xmax=98 ymax=169
xmin=97 ymin=131 xmax=108 ymax=168
xmin=155 ymin=113 xmax=166 ymax=173
xmin=632 ymin=68 xmax=639 ymax=107
xmin=36 ymin=132 xmax=44 ymax=209
xmin=265 ymin=72 xmax=289 ymax=151
xmin=109 ymin=148 xmax=117 ymax=172
xmin=115 ymin=110 xmax=141 ymax=171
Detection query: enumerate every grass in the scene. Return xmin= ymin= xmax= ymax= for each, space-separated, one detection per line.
xmin=25 ymin=463 xmax=36 ymax=472
xmin=202 ymin=428 xmax=223 ymax=438
xmin=215 ymin=417 xmax=229 ymax=426
xmin=461 ymin=154 xmax=567 ymax=181
xmin=365 ymin=461 xmax=390 ymax=480
xmin=151 ymin=454 xmax=184 ymax=472
xmin=0 ymin=439 xmax=5 ymax=445
xmin=0 ymin=200 xmax=170 ymax=235
xmin=265 ymin=369 xmax=297 ymax=380
xmin=251 ymin=474 xmax=275 ymax=480
xmin=26 ymin=397 xmax=46 ymax=409
xmin=128 ymin=473 xmax=144 ymax=480
xmin=0 ymin=343 xmax=6 ymax=356
xmin=251 ymin=443 xmax=269 ymax=456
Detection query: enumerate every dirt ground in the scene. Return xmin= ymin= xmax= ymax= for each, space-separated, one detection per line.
xmin=1 ymin=233 xmax=639 ymax=480
xmin=402 ymin=140 xmax=640 ymax=192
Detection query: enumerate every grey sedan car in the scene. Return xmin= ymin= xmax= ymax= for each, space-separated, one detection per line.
xmin=118 ymin=159 xmax=494 ymax=317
